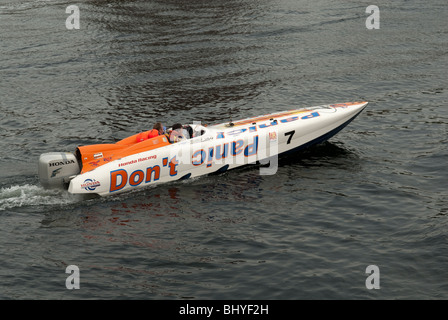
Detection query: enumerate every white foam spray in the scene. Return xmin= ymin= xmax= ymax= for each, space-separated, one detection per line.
xmin=0 ymin=184 xmax=80 ymax=211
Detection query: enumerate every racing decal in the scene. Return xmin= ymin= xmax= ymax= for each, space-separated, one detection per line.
xmin=89 ymin=160 xmax=102 ymax=168
xmin=258 ymin=121 xmax=278 ymax=129
xmin=207 ymin=147 xmax=214 ymax=168
xmin=138 ymin=155 xmax=157 ymax=162
xmin=51 ymin=168 xmax=62 ymax=178
xmin=215 ymin=143 xmax=229 ymax=160
xmin=118 ymin=155 xmax=156 ymax=167
xmin=108 ymin=136 xmax=259 ymax=193
xmin=81 ymin=179 xmax=101 ymax=191
xmin=119 ymin=159 xmax=137 ymax=167
xmin=200 ymin=136 xmax=213 ymax=142
xmin=228 ymin=110 xmax=307 ymax=126
xmin=231 ymin=139 xmax=245 ymax=156
xmin=102 ymin=156 xmax=113 ymax=163
xmin=226 ymin=108 xmax=324 ymax=127
xmin=169 ymin=156 xmax=179 ymax=176
xmin=110 ymin=169 xmax=127 ymax=192
xmin=147 ymin=166 xmax=161 ymax=182
xmin=284 ymin=131 xmax=295 ymax=144
xmin=192 ymin=150 xmax=205 ymax=166
xmin=129 ymin=170 xmax=144 ymax=186
xmin=93 ymin=152 xmax=103 ymax=159
xmin=49 ymin=159 xmax=75 ymax=167
xmin=223 ymin=112 xmax=320 ymax=137
xmin=110 ymin=165 xmax=161 ymax=193
xmin=226 ymin=126 xmax=257 ymax=137
xmin=244 ymin=136 xmax=258 ymax=156
xmin=280 ymin=116 xmax=299 ymax=123
xmin=301 ymin=112 xmax=320 ymax=119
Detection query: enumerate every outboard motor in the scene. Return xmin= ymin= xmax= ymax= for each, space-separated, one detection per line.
xmin=38 ymin=152 xmax=81 ymax=189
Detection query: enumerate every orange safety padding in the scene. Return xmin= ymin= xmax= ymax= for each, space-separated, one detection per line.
xmin=136 ymin=131 xmax=150 ymax=142
xmin=79 ymin=134 xmax=170 ymax=174
xmin=147 ymin=129 xmax=159 ymax=139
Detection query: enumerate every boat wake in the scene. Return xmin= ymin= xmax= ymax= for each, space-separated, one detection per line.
xmin=0 ymin=184 xmax=80 ymax=211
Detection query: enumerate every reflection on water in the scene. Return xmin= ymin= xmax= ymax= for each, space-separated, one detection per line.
xmin=83 ymin=0 xmax=273 ymax=134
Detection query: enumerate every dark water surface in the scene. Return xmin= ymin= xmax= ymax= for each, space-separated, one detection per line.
xmin=1 ymin=0 xmax=447 ymax=299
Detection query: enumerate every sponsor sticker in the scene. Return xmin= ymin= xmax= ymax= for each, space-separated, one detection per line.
xmin=49 ymin=159 xmax=75 ymax=167
xmin=93 ymin=152 xmax=103 ymax=159
xmin=81 ymin=179 xmax=101 ymax=191
xmin=51 ymin=168 xmax=62 ymax=178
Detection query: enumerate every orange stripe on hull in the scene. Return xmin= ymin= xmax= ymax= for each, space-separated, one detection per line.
xmin=224 ymin=102 xmax=366 ymax=127
xmin=226 ymin=109 xmax=311 ymax=127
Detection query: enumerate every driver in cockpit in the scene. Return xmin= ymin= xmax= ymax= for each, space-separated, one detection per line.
xmin=168 ymin=123 xmax=190 ymax=143
xmin=167 ymin=123 xmax=206 ymax=143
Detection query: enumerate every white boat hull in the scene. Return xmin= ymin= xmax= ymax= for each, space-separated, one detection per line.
xmin=40 ymin=102 xmax=367 ymax=196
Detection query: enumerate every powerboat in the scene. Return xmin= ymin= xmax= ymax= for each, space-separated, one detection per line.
xmin=38 ymin=101 xmax=368 ymax=196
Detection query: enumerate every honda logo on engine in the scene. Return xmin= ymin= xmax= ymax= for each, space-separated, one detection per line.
xmin=49 ymin=160 xmax=76 ymax=167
